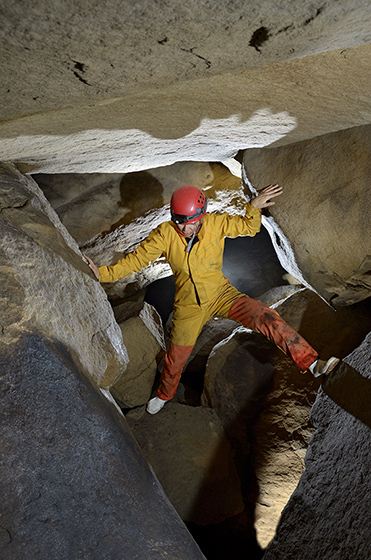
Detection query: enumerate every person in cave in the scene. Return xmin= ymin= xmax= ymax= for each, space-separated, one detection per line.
xmin=84 ymin=183 xmax=340 ymax=414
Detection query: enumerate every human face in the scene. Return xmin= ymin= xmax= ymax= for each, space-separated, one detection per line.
xmin=176 ymin=220 xmax=201 ymax=237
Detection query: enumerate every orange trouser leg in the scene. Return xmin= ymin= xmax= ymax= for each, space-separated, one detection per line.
xmin=228 ymin=296 xmax=318 ymax=372
xmin=157 ymin=341 xmax=194 ymax=400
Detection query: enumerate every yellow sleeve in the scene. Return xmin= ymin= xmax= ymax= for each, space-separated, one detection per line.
xmin=214 ymin=202 xmax=261 ymax=238
xmin=98 ymin=226 xmax=167 ymax=283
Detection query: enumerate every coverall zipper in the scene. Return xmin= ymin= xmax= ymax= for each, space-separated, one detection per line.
xmin=186 ymin=236 xmax=201 ymax=307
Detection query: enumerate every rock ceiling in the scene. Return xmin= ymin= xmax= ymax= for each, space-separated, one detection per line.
xmin=1 ymin=0 xmax=371 ymax=173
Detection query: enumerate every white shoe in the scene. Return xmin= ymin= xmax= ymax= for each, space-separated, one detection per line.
xmin=309 ymin=357 xmax=340 ymax=378
xmin=146 ymin=396 xmax=167 ymax=415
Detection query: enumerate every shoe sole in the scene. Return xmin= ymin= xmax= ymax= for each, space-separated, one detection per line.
xmin=323 ymin=357 xmax=340 ymax=375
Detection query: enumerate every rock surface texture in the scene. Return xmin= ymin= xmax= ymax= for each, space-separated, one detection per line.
xmin=111 ymin=301 xmax=165 ymax=409
xmin=126 ymin=403 xmax=245 ymax=525
xmin=1 ymin=44 xmax=371 ymax=174
xmin=262 ymin=334 xmax=371 ymax=560
xmin=243 ymin=124 xmax=371 ymax=306
xmin=0 ymin=163 xmax=128 ymax=386
xmin=2 ymin=0 xmax=370 ymax=120
xmin=0 ymin=334 xmax=205 ymax=560
xmin=201 ymin=289 xmax=371 ymax=548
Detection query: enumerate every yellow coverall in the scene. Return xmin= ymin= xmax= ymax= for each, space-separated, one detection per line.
xmin=99 ymin=203 xmax=318 ymax=400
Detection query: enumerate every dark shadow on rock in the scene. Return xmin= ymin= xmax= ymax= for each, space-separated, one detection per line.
xmin=181 ymin=335 xmax=278 ymax=560
xmin=0 ymin=333 xmax=205 ymax=560
xmin=144 ymin=275 xmax=176 ymax=326
xmin=115 ymin=171 xmax=164 ymax=227
xmin=322 ymin=361 xmax=371 ymax=429
xmin=186 ymin=512 xmax=264 ymax=560
xmin=223 ymin=228 xmax=287 ymax=298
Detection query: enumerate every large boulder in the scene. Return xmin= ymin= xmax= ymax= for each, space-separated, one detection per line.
xmin=201 ymin=329 xmax=277 ymax=431
xmin=263 ymin=335 xmax=371 ymax=560
xmin=0 ymin=163 xmax=205 ymax=558
xmin=201 ymin=289 xmax=371 ymax=547
xmin=243 ymin=124 xmax=371 ymax=306
xmin=126 ymin=403 xmax=245 ymax=525
xmin=0 ymin=334 xmax=205 ymax=560
xmin=253 ymin=290 xmax=371 ymax=547
xmin=0 ymin=163 xmax=127 ymax=386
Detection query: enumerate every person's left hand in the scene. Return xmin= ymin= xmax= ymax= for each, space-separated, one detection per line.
xmin=251 ymin=184 xmax=283 ymax=209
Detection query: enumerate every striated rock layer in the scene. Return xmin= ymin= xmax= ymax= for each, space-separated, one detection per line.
xmin=1 ymin=44 xmax=371 ymax=174
xmin=0 ymin=163 xmax=128 ymax=386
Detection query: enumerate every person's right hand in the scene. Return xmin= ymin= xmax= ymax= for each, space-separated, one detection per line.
xmin=83 ymin=253 xmax=100 ymax=280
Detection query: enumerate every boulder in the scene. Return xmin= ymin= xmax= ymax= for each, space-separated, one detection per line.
xmin=0 ymin=334 xmax=205 ymax=560
xmin=201 ymin=329 xmax=277 ymax=429
xmin=243 ymin=124 xmax=371 ymax=306
xmin=254 ymin=290 xmax=371 ymax=547
xmin=110 ymin=301 xmax=166 ymax=409
xmin=0 ymin=163 xmax=128 ymax=386
xmin=126 ymin=403 xmax=245 ymax=525
xmin=55 ymin=176 xmax=128 ymax=245
xmin=263 ymin=335 xmax=371 ymax=560
xmin=275 ymin=289 xmax=371 ymax=361
xmin=0 ymin=163 xmax=206 ymax=558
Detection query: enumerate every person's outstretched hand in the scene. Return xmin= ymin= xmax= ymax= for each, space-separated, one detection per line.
xmin=251 ymin=184 xmax=283 ymax=209
xmin=83 ymin=253 xmax=100 ymax=280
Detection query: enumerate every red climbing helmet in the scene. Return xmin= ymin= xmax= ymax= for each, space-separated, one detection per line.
xmin=170 ymin=185 xmax=208 ymax=224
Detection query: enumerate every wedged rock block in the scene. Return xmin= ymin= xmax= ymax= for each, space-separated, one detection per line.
xmin=111 ymin=301 xmax=166 ymax=408
xmin=0 ymin=334 xmax=205 ymax=560
xmin=201 ymin=329 xmax=277 ymax=429
xmin=126 ymin=403 xmax=245 ymax=525
xmin=200 ymin=289 xmax=371 ymax=547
